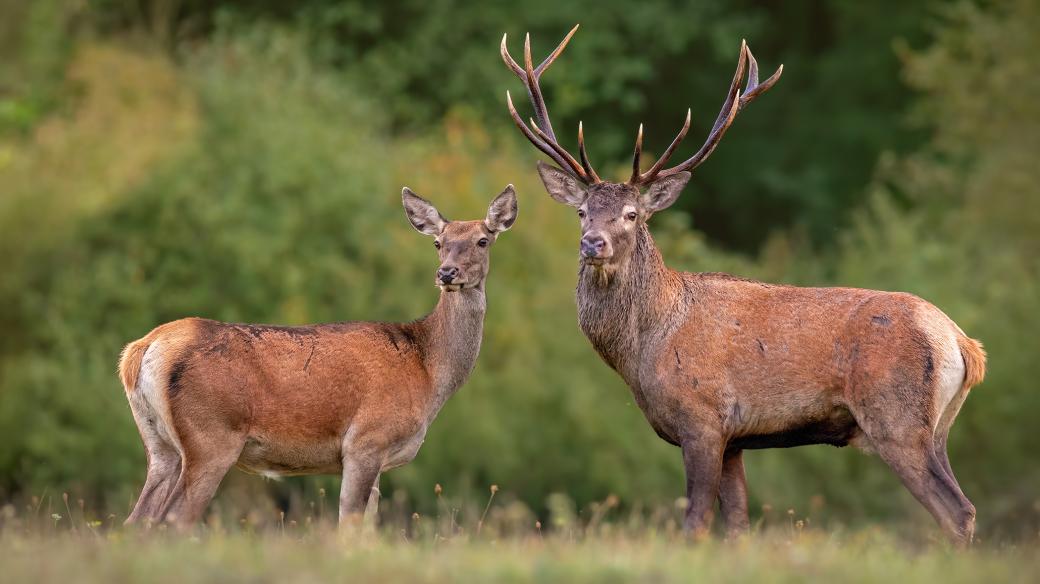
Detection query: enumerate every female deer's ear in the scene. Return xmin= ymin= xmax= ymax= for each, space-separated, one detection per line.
xmin=402 ymin=187 xmax=448 ymax=236
xmin=485 ymin=185 xmax=518 ymax=233
xmin=537 ymin=161 xmax=586 ymax=207
xmin=640 ymin=172 xmax=691 ymax=214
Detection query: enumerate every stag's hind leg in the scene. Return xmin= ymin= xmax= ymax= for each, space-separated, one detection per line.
xmin=873 ymin=431 xmax=974 ymax=545
xmin=933 ymin=378 xmax=971 ymax=484
xmin=850 ymin=391 xmax=975 ymax=545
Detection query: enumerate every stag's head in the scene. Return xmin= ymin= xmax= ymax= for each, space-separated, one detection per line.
xmin=402 ymin=186 xmax=518 ymax=291
xmin=502 ymin=25 xmax=781 ymax=270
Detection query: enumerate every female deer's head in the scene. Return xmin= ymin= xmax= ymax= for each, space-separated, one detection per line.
xmin=502 ymin=25 xmax=780 ymax=270
xmin=402 ymin=186 xmax=518 ymax=291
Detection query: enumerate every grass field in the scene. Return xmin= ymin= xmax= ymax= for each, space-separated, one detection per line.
xmin=3 ymin=528 xmax=1038 ymax=583
xmin=2 ymin=494 xmax=1037 ymax=583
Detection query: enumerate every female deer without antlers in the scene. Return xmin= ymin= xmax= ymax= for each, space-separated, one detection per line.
xmin=119 ymin=186 xmax=517 ymax=526
xmin=503 ymin=26 xmax=985 ymax=545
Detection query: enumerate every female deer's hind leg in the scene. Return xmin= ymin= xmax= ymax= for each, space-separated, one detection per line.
xmin=161 ymin=430 xmax=246 ymax=527
xmin=126 ymin=447 xmax=181 ymax=524
xmin=125 ymin=395 xmax=182 ymax=525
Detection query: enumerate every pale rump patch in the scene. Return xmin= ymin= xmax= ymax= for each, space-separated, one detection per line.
xmin=135 ymin=341 xmax=183 ymax=457
xmin=914 ymin=304 xmax=967 ymax=433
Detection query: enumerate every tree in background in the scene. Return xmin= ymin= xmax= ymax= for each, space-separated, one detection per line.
xmin=78 ymin=0 xmax=940 ymax=252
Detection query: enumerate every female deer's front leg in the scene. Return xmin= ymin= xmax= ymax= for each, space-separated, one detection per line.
xmin=339 ymin=455 xmax=381 ymax=526
xmin=363 ymin=472 xmax=381 ymax=528
xmin=681 ymin=430 xmax=725 ymax=539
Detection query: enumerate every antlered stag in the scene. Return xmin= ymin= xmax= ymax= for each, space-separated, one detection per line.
xmin=119 ymin=186 xmax=518 ymax=526
xmin=503 ymin=26 xmax=985 ymax=545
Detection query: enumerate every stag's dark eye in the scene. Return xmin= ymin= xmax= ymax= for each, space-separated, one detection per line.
xmin=626 ymin=211 xmax=638 ymax=221
xmin=433 ymin=240 xmax=441 ymax=249
xmin=477 ymin=238 xmax=489 ymax=248
xmin=577 ymin=209 xmax=586 ymax=219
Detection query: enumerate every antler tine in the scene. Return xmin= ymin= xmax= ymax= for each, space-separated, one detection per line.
xmin=633 ymin=108 xmax=691 ymax=185
xmin=506 ymin=91 xmax=577 ymax=176
xmin=522 ymin=33 xmax=558 ymax=142
xmin=629 ymin=124 xmax=644 ymax=184
xmin=745 ymin=46 xmax=760 ymax=97
xmin=500 ymin=33 xmax=524 ymax=78
xmin=529 ymin=117 xmax=587 ymax=179
xmin=578 ymin=122 xmax=601 ymax=183
xmin=656 ymin=40 xmax=756 ymax=179
xmin=502 ymin=26 xmax=598 ymax=183
xmin=536 ymin=24 xmax=579 ymax=76
xmin=739 ymin=46 xmax=783 ymax=110
xmin=507 ymin=32 xmax=781 ymax=186
xmin=708 ymin=40 xmax=749 ymax=136
xmin=499 ymin=25 xmax=579 ymax=84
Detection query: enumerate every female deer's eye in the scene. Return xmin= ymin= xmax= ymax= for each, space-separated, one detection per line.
xmin=577 ymin=209 xmax=586 ymax=219
xmin=433 ymin=241 xmax=441 ymax=249
xmin=477 ymin=238 xmax=489 ymax=248
xmin=626 ymin=211 xmax=638 ymax=221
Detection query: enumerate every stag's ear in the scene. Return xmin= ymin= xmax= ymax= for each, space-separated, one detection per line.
xmin=640 ymin=172 xmax=691 ymax=214
xmin=402 ymin=187 xmax=447 ymax=236
xmin=537 ymin=161 xmax=586 ymax=207
xmin=485 ymin=184 xmax=518 ymax=234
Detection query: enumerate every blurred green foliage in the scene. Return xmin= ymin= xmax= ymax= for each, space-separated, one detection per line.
xmin=0 ymin=0 xmax=1037 ymax=539
xmin=80 ymin=0 xmax=939 ymax=251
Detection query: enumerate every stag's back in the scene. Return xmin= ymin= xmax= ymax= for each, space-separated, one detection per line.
xmin=653 ymin=274 xmax=984 ymax=430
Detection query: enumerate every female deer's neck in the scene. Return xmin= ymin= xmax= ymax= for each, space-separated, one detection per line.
xmin=576 ymin=224 xmax=682 ymax=378
xmin=417 ymin=287 xmax=487 ymax=397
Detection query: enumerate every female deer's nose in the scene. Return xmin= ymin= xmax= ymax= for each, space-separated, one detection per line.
xmin=438 ymin=266 xmax=460 ymax=283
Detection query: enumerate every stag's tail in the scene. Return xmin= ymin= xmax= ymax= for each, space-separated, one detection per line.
xmin=957 ymin=335 xmax=987 ymax=390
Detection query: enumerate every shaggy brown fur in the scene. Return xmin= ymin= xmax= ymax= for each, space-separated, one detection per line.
xmin=119 ymin=186 xmax=517 ymax=527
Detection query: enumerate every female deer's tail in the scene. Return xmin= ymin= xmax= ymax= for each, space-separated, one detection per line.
xmin=119 ymin=338 xmax=152 ymax=393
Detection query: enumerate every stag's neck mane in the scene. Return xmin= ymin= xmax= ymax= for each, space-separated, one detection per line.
xmin=576 ymin=224 xmax=686 ymax=381
xmin=413 ymin=286 xmax=486 ymax=403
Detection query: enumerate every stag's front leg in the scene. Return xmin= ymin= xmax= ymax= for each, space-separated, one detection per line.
xmin=719 ymin=449 xmax=750 ymax=537
xmin=339 ymin=454 xmax=381 ymax=527
xmin=680 ymin=430 xmax=725 ymax=539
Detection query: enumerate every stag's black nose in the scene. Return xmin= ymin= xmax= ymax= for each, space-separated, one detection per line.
xmin=580 ymin=235 xmax=606 ymax=258
xmin=438 ymin=266 xmax=460 ymax=284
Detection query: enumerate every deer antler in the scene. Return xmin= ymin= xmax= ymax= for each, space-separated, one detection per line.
xmin=631 ymin=41 xmax=783 ymax=185
xmin=503 ymin=28 xmax=782 ymax=187
xmin=501 ymin=25 xmax=599 ymax=183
